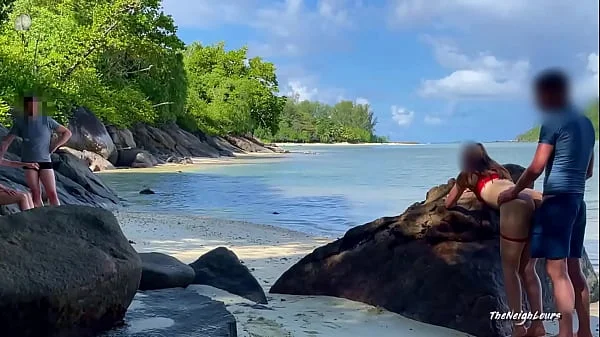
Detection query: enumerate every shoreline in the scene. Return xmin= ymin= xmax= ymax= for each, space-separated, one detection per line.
xmin=273 ymin=142 xmax=420 ymax=146
xmin=115 ymin=209 xmax=599 ymax=336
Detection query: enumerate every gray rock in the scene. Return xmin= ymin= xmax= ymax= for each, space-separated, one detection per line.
xmin=0 ymin=206 xmax=141 ymax=337
xmin=116 ymin=148 xmax=158 ymax=168
xmin=225 ymin=135 xmax=275 ymax=153
xmin=107 ymin=125 xmax=137 ymax=150
xmin=60 ymin=147 xmax=115 ymax=172
xmin=270 ymin=164 xmax=599 ymax=337
xmin=65 ymin=107 xmax=117 ymax=160
xmin=139 ymin=188 xmax=155 ymax=195
xmin=101 ymin=288 xmax=237 ymax=337
xmin=189 ymin=247 xmax=268 ymax=304
xmin=139 ymin=253 xmax=196 ymax=290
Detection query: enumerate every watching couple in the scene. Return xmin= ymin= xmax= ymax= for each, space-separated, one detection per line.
xmin=0 ymin=95 xmax=71 ymax=211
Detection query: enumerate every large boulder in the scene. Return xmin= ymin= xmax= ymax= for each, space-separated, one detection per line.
xmin=115 ymin=148 xmax=159 ymax=168
xmin=65 ymin=107 xmax=116 ymax=161
xmin=101 ymin=288 xmax=237 ymax=337
xmin=60 ymin=147 xmax=115 ymax=172
xmin=225 ymin=135 xmax=275 ymax=153
xmin=270 ymin=164 xmax=599 ymax=337
xmin=0 ymin=206 xmax=141 ymax=337
xmin=139 ymin=253 xmax=196 ymax=291
xmin=189 ymin=247 xmax=268 ymax=304
xmin=106 ymin=125 xmax=137 ymax=150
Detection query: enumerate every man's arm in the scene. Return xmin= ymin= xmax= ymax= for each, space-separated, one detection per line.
xmin=513 ymin=122 xmax=557 ymax=194
xmin=50 ymin=124 xmax=72 ymax=153
xmin=0 ymin=134 xmax=16 ymax=158
xmin=587 ymin=153 xmax=594 ymax=180
xmin=0 ymin=159 xmax=38 ymax=169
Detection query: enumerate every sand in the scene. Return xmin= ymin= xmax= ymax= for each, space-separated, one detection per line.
xmin=116 ymin=210 xmax=599 ymax=337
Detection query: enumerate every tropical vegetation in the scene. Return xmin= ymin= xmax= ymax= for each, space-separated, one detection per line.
xmin=0 ymin=0 xmax=382 ymax=143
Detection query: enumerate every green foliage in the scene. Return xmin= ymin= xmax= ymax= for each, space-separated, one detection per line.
xmin=183 ymin=42 xmax=284 ymax=135
xmin=257 ymin=96 xmax=383 ymax=143
xmin=516 ymin=100 xmax=600 ymax=141
xmin=0 ymin=0 xmax=14 ymax=24
xmin=0 ymin=0 xmax=186 ymax=127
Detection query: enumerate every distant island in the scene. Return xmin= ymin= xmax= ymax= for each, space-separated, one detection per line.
xmin=516 ymin=100 xmax=599 ymax=142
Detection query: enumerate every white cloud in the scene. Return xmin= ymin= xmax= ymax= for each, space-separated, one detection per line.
xmin=420 ymin=39 xmax=530 ymax=99
xmin=574 ymin=53 xmax=599 ymax=100
xmin=424 ymin=115 xmax=443 ymax=125
xmin=286 ymin=81 xmax=319 ymax=101
xmin=391 ymin=106 xmax=415 ymax=126
xmin=355 ymin=97 xmax=370 ymax=105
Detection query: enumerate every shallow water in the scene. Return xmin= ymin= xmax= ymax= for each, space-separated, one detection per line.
xmin=102 ymin=142 xmax=599 ymax=269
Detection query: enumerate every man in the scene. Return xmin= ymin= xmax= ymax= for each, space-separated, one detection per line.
xmin=0 ymin=95 xmax=72 ymax=207
xmin=499 ymin=69 xmax=595 ymax=337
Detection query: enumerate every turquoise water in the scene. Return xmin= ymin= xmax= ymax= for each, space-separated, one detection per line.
xmin=102 ymin=142 xmax=599 ymax=269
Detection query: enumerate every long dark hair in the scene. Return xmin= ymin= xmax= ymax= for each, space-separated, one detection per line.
xmin=460 ymin=142 xmax=512 ymax=187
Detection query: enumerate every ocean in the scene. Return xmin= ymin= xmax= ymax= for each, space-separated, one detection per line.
xmin=101 ymin=142 xmax=599 ymax=269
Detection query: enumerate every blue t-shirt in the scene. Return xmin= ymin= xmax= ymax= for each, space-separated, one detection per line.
xmin=9 ymin=116 xmax=60 ymax=163
xmin=538 ymin=106 xmax=595 ymax=195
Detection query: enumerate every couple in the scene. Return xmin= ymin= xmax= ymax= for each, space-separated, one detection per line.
xmin=0 ymin=95 xmax=71 ymax=211
xmin=445 ymin=70 xmax=595 ymax=337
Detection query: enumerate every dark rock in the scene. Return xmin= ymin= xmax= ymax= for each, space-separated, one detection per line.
xmin=65 ymin=107 xmax=116 ymax=160
xmin=225 ymin=135 xmax=275 ymax=153
xmin=106 ymin=125 xmax=137 ymax=150
xmin=101 ymin=288 xmax=237 ymax=337
xmin=0 ymin=206 xmax=141 ymax=337
xmin=139 ymin=253 xmax=196 ymax=290
xmin=189 ymin=247 xmax=268 ymax=304
xmin=270 ymin=164 xmax=599 ymax=337
xmin=139 ymin=188 xmax=155 ymax=195
xmin=116 ymin=148 xmax=158 ymax=168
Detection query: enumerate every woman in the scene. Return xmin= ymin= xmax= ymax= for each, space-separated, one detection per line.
xmin=0 ymin=95 xmax=72 ymax=207
xmin=0 ymin=159 xmax=37 ymax=211
xmin=445 ymin=142 xmax=545 ymax=337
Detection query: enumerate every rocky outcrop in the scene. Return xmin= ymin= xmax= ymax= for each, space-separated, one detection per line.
xmin=139 ymin=253 xmax=196 ymax=291
xmin=225 ymin=135 xmax=275 ymax=153
xmin=66 ymin=107 xmax=117 ymax=162
xmin=101 ymin=288 xmax=237 ymax=337
xmin=270 ymin=164 xmax=599 ymax=337
xmin=106 ymin=125 xmax=137 ymax=150
xmin=60 ymin=147 xmax=115 ymax=172
xmin=0 ymin=206 xmax=141 ymax=337
xmin=115 ymin=148 xmax=159 ymax=168
xmin=189 ymin=247 xmax=268 ymax=304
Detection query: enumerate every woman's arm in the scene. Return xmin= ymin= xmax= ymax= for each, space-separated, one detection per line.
xmin=445 ymin=174 xmax=466 ymax=208
xmin=0 ymin=159 xmax=39 ymax=169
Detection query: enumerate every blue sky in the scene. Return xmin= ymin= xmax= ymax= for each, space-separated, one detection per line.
xmin=162 ymin=0 xmax=599 ymax=143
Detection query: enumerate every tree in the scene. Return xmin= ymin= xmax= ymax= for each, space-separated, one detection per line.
xmin=183 ymin=42 xmax=284 ymax=135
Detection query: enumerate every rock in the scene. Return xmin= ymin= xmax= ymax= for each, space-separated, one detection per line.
xmin=106 ymin=125 xmax=137 ymax=150
xmin=225 ymin=135 xmax=275 ymax=153
xmin=65 ymin=107 xmax=117 ymax=160
xmin=139 ymin=253 xmax=196 ymax=291
xmin=139 ymin=188 xmax=155 ymax=195
xmin=60 ymin=147 xmax=115 ymax=172
xmin=270 ymin=164 xmax=599 ymax=337
xmin=101 ymin=288 xmax=237 ymax=337
xmin=189 ymin=247 xmax=268 ymax=304
xmin=0 ymin=206 xmax=141 ymax=337
xmin=116 ymin=148 xmax=158 ymax=168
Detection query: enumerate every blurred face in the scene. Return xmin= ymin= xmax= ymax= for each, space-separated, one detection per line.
xmin=534 ymin=88 xmax=566 ymax=112
xmin=25 ymin=97 xmax=40 ymax=117
xmin=460 ymin=147 xmax=477 ymax=171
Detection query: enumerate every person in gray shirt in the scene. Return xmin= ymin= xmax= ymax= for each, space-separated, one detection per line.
xmin=0 ymin=95 xmax=72 ymax=207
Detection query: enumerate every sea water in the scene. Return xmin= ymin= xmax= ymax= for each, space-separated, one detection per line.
xmin=102 ymin=142 xmax=599 ymax=269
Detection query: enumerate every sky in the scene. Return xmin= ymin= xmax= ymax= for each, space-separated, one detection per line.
xmin=161 ymin=0 xmax=599 ymax=143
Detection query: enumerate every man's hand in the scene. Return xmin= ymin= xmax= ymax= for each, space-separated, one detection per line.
xmin=498 ymin=187 xmax=518 ymax=205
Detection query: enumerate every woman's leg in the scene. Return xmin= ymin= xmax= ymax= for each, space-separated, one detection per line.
xmin=39 ymin=169 xmax=59 ymax=206
xmin=500 ymin=199 xmax=532 ymax=337
xmin=0 ymin=190 xmax=33 ymax=211
xmin=518 ymin=247 xmax=545 ymax=336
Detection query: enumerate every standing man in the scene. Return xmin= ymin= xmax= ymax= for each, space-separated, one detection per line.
xmin=499 ymin=70 xmax=595 ymax=337
xmin=0 ymin=95 xmax=72 ymax=207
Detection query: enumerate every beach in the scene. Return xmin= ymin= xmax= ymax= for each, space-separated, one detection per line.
xmin=116 ymin=209 xmax=599 ymax=337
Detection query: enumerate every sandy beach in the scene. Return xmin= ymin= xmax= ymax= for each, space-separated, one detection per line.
xmin=116 ymin=210 xmax=599 ymax=337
